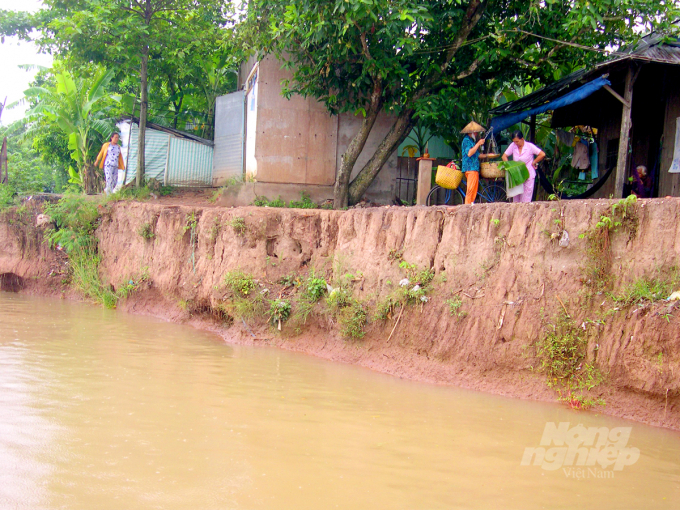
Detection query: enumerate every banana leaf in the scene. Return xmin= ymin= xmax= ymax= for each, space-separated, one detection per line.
xmin=499 ymin=160 xmax=530 ymax=188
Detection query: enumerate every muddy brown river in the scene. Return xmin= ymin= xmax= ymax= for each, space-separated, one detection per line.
xmin=1 ymin=293 xmax=679 ymax=509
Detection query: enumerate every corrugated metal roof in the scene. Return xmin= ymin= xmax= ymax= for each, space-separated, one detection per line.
xmin=618 ymin=30 xmax=680 ymax=63
xmin=490 ymin=30 xmax=680 ymax=116
xmin=124 ymin=117 xmax=214 ymax=146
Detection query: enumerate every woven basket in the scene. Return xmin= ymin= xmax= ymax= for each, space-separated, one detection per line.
xmin=435 ymin=164 xmax=464 ymax=190
xmin=481 ymin=161 xmax=504 ymax=179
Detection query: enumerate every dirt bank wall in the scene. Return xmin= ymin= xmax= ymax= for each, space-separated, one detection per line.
xmin=2 ymin=198 xmax=679 ymax=429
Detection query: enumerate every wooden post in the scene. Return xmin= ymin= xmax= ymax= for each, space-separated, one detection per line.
xmin=614 ymin=66 xmax=635 ymax=198
xmin=416 ymin=157 xmax=436 ymax=205
xmin=529 ymin=114 xmax=537 ymax=143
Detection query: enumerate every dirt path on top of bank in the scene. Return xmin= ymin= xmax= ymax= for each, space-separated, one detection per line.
xmin=1 ymin=197 xmax=680 ymax=430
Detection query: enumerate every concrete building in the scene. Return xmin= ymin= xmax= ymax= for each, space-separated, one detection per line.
xmin=212 ymin=56 xmax=437 ymax=205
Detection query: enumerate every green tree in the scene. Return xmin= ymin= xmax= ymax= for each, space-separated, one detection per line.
xmin=245 ymin=0 xmax=679 ymax=207
xmin=24 ymin=68 xmax=117 ymax=193
xmin=1 ymin=0 xmax=231 ymax=185
xmin=0 ymin=124 xmax=66 ymax=198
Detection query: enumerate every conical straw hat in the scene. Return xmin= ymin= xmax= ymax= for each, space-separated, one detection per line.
xmin=461 ymin=121 xmax=485 ymax=134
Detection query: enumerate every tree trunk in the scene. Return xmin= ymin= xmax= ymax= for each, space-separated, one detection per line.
xmin=333 ymin=82 xmax=383 ymax=209
xmin=82 ymin=162 xmax=103 ymax=195
xmin=136 ymin=45 xmax=149 ymax=188
xmin=347 ymin=109 xmax=415 ymax=205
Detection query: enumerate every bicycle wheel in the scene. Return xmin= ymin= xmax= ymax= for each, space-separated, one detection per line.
xmin=479 ymin=182 xmax=507 ymax=203
xmin=426 ymin=186 xmax=463 ymax=206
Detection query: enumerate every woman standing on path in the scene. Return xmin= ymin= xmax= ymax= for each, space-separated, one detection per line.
xmin=502 ymin=131 xmax=545 ymax=203
xmin=95 ymin=133 xmax=125 ymax=194
xmin=460 ymin=121 xmax=486 ymax=204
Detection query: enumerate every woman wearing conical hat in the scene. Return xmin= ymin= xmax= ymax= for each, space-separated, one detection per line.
xmin=460 ymin=121 xmax=485 ymax=204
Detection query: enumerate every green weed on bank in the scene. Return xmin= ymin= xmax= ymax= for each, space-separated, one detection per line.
xmin=43 ymin=193 xmax=145 ymax=308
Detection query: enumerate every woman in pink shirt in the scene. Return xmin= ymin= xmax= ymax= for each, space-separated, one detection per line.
xmin=502 ymin=130 xmax=546 ymax=203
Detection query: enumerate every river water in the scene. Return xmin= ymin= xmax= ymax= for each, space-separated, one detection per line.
xmin=1 ymin=293 xmax=679 ymax=509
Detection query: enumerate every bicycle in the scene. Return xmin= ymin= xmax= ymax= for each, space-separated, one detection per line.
xmin=426 ymin=176 xmax=507 ymax=206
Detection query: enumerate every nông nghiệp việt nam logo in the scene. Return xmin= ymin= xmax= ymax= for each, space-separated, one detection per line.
xmin=521 ymin=422 xmax=640 ymax=473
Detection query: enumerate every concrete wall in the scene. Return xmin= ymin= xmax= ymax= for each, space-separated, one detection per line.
xmin=252 ymin=56 xmax=337 ymax=186
xmin=337 ymin=111 xmax=399 ymax=203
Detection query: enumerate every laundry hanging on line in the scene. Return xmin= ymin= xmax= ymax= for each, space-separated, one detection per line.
xmin=572 ymin=140 xmax=591 ymax=171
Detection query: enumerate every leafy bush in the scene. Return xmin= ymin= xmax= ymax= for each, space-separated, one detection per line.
xmin=224 ymin=294 xmax=266 ymax=320
xmin=43 ymin=194 xmax=99 ymax=253
xmin=253 ymin=192 xmax=319 ymax=209
xmin=68 ymin=252 xmax=118 ymax=309
xmin=374 ymin=296 xmax=399 ymax=321
xmin=535 ymin=312 xmax=603 ymax=400
xmin=41 ymin=194 xmax=143 ymax=309
xmin=326 ymin=287 xmax=353 ymax=312
xmin=446 ymin=296 xmax=467 ymax=318
xmin=138 ymin=222 xmax=155 ymax=239
xmin=230 ymin=217 xmax=247 ymax=235
xmin=278 ymin=274 xmax=299 ymax=287
xmin=304 ymin=276 xmax=327 ymax=302
xmin=614 ymin=269 xmax=680 ymax=305
xmin=109 ymin=185 xmax=152 ymax=202
xmin=269 ymin=299 xmax=291 ymax=325
xmin=339 ymin=302 xmax=367 ymax=339
xmin=253 ymin=195 xmax=285 ymax=207
xmin=288 ymin=191 xmax=317 ymax=209
xmin=0 ymin=184 xmax=17 ymax=211
xmin=224 ymin=270 xmax=256 ymax=296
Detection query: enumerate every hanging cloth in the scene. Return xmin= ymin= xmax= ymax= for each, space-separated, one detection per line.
xmin=556 ymin=130 xmax=575 ymax=147
xmin=589 ymin=141 xmax=599 ymax=178
xmin=572 ymin=140 xmax=590 ymax=170
xmin=670 ymin=117 xmax=680 ymax=173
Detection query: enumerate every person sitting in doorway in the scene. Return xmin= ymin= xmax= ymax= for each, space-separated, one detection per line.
xmin=631 ymin=165 xmax=653 ymax=198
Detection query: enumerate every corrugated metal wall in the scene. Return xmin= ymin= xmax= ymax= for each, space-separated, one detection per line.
xmin=125 ymin=125 xmax=170 ymax=184
xmin=166 ymin=137 xmax=213 ymax=186
xmin=213 ymin=91 xmax=245 ymax=186
xmin=124 ymin=123 xmax=214 ymax=187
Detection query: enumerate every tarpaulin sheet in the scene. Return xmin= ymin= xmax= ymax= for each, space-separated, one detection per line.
xmin=490 ymin=76 xmax=611 ymax=133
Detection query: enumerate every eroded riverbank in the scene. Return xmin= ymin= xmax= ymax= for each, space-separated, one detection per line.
xmin=1 ymin=198 xmax=679 ymax=429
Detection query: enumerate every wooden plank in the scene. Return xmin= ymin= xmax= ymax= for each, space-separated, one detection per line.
xmin=603 ymin=85 xmax=631 ymax=108
xmin=614 ymin=66 xmax=635 ymax=198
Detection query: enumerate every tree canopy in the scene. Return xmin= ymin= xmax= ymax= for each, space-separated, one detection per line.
xmin=1 ymin=0 xmax=236 ymax=189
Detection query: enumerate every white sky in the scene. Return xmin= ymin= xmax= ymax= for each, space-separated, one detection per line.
xmin=0 ymin=0 xmax=53 ymax=125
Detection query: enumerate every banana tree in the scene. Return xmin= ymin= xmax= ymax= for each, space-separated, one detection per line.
xmin=25 ymin=68 xmax=116 ymax=193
